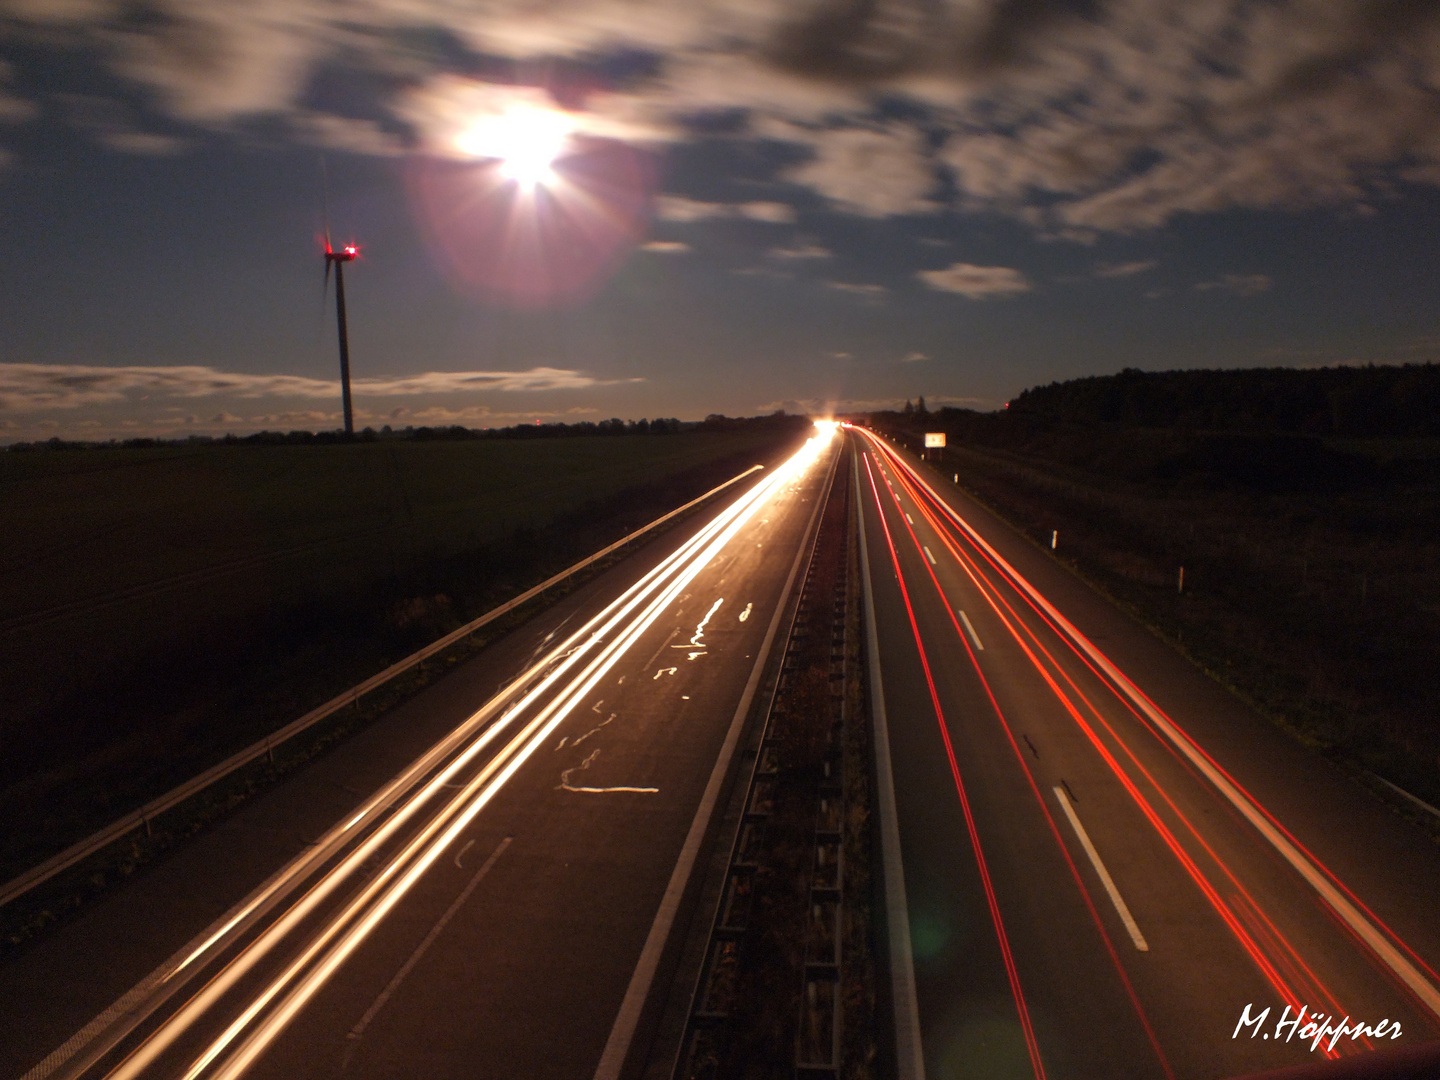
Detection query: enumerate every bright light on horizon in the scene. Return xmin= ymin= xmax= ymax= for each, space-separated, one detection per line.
xmin=457 ymin=105 xmax=572 ymax=188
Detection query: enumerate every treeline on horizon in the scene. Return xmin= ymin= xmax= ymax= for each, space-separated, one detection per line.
xmin=868 ymin=361 xmax=1440 ymax=812
xmin=998 ymin=362 xmax=1440 ymax=437
xmin=4 ymin=410 xmax=805 ymax=453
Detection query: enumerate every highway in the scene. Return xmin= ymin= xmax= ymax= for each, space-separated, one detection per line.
xmin=9 ymin=418 xmax=1440 ymax=1080
xmin=1 ymin=426 xmax=839 ymax=1080
xmin=851 ymin=426 xmax=1440 ymax=1079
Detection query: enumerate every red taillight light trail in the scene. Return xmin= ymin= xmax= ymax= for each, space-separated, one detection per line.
xmin=860 ymin=454 xmax=1049 ymax=1080
xmin=855 ymin=426 xmax=1440 ymax=1029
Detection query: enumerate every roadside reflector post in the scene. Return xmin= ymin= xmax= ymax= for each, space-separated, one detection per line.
xmin=1178 ymin=566 xmax=1185 ymax=593
xmin=1051 ymin=530 xmax=1058 ymax=550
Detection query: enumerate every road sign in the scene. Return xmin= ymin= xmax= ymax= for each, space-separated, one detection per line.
xmin=925 ymin=432 xmax=946 ymax=447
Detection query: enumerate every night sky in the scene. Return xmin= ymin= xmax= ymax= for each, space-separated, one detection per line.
xmin=2 ymin=1 xmax=1439 ymax=440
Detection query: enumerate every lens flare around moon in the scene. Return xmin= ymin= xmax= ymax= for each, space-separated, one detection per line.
xmin=408 ymin=134 xmax=657 ymax=308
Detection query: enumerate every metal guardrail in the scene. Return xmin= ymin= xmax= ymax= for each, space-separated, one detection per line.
xmin=0 ymin=463 xmax=765 ymax=910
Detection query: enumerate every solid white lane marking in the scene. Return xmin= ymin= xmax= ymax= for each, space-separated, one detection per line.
xmin=856 ymin=448 xmax=926 ymax=1080
xmin=348 ymin=838 xmax=511 ymax=1042
xmin=923 ymin=545 xmax=936 ymax=565
xmin=959 ymin=610 xmax=984 ymax=652
xmin=1371 ymin=772 xmax=1440 ymax=821
xmin=1054 ymin=786 xmax=1148 ymax=951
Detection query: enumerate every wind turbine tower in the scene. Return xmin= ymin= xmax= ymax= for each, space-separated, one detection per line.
xmin=324 ymin=240 xmax=358 ymax=435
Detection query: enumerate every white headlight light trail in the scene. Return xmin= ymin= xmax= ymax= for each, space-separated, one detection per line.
xmin=107 ymin=432 xmax=832 ymax=1080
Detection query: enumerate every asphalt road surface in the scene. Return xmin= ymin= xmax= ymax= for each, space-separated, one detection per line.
xmin=1 ymin=427 xmax=839 ymax=1080
xmin=852 ymin=426 xmax=1440 ymax=1080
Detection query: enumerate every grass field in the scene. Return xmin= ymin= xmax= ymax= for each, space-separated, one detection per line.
xmin=0 ymin=425 xmax=805 ymax=879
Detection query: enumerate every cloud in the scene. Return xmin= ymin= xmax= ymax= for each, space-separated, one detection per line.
xmin=6 ymin=0 xmax=1440 ymax=233
xmin=655 ymin=195 xmax=729 ymax=222
xmin=768 ymin=242 xmax=831 ymax=259
xmin=1095 ymin=260 xmax=1158 ymax=279
xmin=732 ymin=265 xmax=793 ymax=279
xmin=290 ymin=110 xmax=406 ymax=157
xmin=640 ymin=240 xmax=691 ymax=253
xmin=781 ymin=123 xmax=941 ymax=217
xmin=0 ymin=363 xmax=627 ymax=411
xmin=0 ymin=93 xmax=39 ymax=125
xmin=917 ymin=263 xmax=1032 ymax=300
xmin=396 ymin=76 xmax=674 ymax=159
xmin=738 ymin=201 xmax=798 ymax=224
xmin=99 ymin=130 xmax=187 ymax=155
xmin=1195 ymin=273 xmax=1274 ymax=296
xmin=897 ymin=352 xmax=928 ymax=363
xmin=825 ymin=281 xmax=888 ymax=297
xmin=54 ymin=92 xmax=186 ymax=154
xmin=655 ymin=195 xmax=797 ymax=223
xmin=756 ymin=395 xmax=999 ymax=415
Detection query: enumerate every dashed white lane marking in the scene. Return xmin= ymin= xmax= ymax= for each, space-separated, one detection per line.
xmin=959 ymin=610 xmax=984 ymax=652
xmin=923 ymin=545 xmax=937 ymax=565
xmin=1054 ymin=786 xmax=1148 ymax=951
xmin=348 ymin=837 xmax=512 ymax=1045
xmin=906 ymin=513 xmax=914 ymax=524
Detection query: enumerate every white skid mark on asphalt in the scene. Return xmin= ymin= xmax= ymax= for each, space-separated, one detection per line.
xmin=671 ymin=598 xmax=724 ymax=654
xmin=1054 ymin=786 xmax=1148 ymax=951
xmin=738 ymin=602 xmax=753 ymax=623
xmin=555 ymin=736 xmax=569 ymax=751
xmin=688 ymin=652 xmax=705 ymax=660
xmin=592 ymin=700 xmax=604 ymax=713
xmin=558 ymin=749 xmax=658 ymax=794
xmin=691 ymin=598 xmax=723 ymax=644
xmin=654 ymin=667 xmax=678 ymax=680
xmin=453 ymin=839 xmax=475 ymax=869
xmin=572 ymin=714 xmax=616 ymax=749
xmin=959 ymin=610 xmax=984 ymax=651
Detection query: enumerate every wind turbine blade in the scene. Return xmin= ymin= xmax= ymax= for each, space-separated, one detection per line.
xmin=320 ymin=153 xmax=333 ymax=250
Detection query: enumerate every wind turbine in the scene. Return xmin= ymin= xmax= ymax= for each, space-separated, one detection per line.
xmin=320 ymin=156 xmax=359 ymax=436
xmin=323 ymin=237 xmax=358 ymax=436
